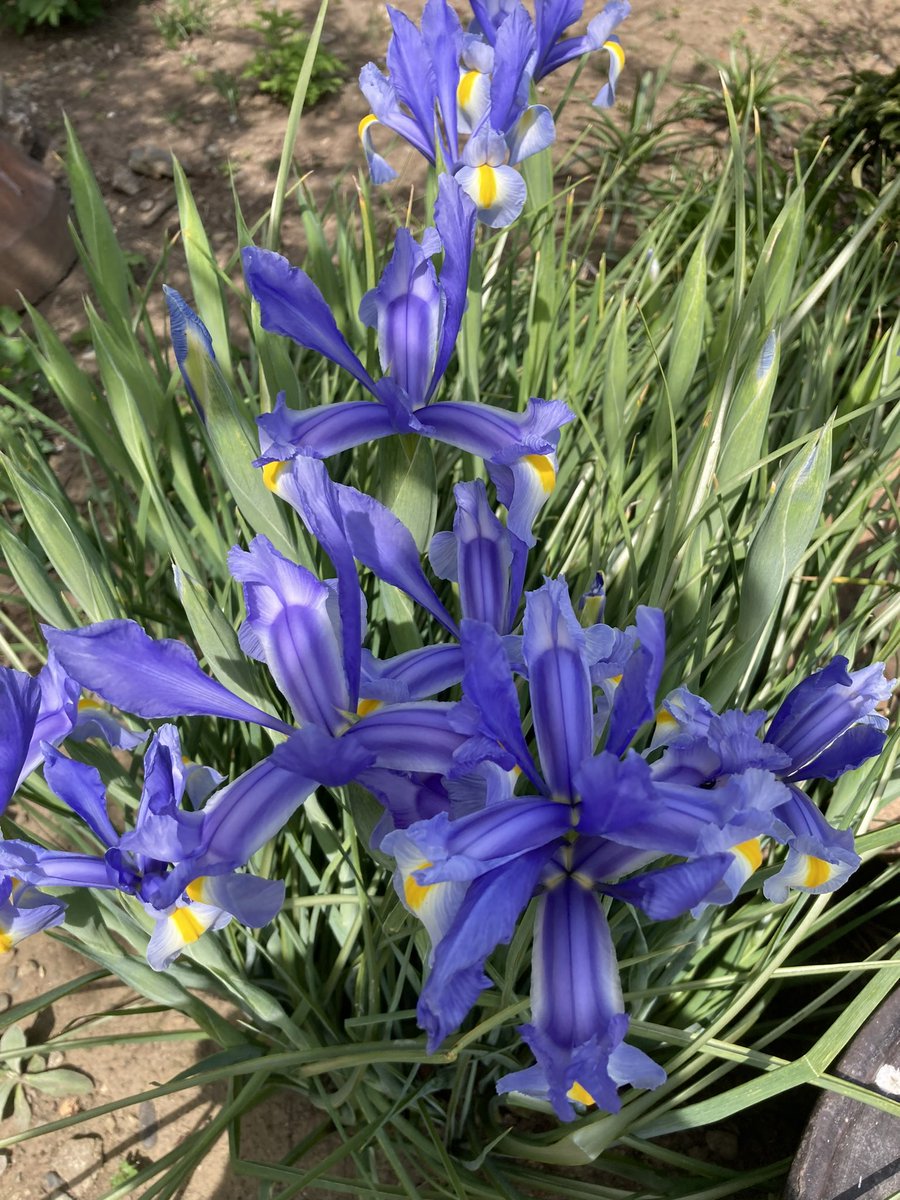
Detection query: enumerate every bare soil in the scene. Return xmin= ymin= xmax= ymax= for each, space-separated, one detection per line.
xmin=1 ymin=0 xmax=899 ymax=1195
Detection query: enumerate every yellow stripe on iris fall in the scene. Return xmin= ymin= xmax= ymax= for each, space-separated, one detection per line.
xmin=0 ymin=931 xmax=14 ymax=955
xmin=604 ymin=39 xmax=625 ymax=67
xmin=803 ymin=856 xmax=833 ymax=888
xmin=404 ymin=861 xmax=433 ymax=911
xmin=734 ymin=838 xmax=763 ymax=873
xmin=171 ymin=906 xmax=205 ymax=944
xmin=185 ymin=878 xmax=207 ymax=904
xmin=356 ymin=698 xmax=383 ymax=718
xmin=262 ymin=460 xmax=289 ymax=493
xmin=358 ymin=113 xmax=378 ymax=140
xmin=457 ymin=70 xmax=480 ymax=110
xmin=522 ymin=454 xmax=556 ymax=493
xmin=567 ymin=1081 xmax=596 ymax=1107
xmin=474 ymin=165 xmax=498 ymax=209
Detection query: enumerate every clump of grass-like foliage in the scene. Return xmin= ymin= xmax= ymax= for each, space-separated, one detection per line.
xmin=0 ymin=9 xmax=897 ymax=1198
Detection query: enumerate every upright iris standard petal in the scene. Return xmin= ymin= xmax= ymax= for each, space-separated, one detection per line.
xmin=277 ymin=453 xmax=453 ymax=633
xmin=421 ymin=0 xmax=464 ymax=161
xmin=764 ymin=657 xmax=893 ymax=782
xmin=605 ymin=607 xmax=666 ymax=756
xmin=523 ymin=578 xmax=594 ymax=800
xmin=457 ymin=619 xmax=543 ymax=785
xmin=488 ymin=4 xmax=536 ymax=134
xmin=242 ymin=247 xmax=379 ymax=396
xmin=385 ymin=6 xmax=442 ymax=160
xmin=229 ymin=534 xmax=351 ymax=732
xmin=358 ymin=63 xmax=438 ymax=164
xmin=359 ymin=228 xmax=443 ymax=407
xmin=41 ymin=746 xmax=119 ymax=848
xmin=43 ymin=621 xmax=294 ymax=735
xmin=430 ymin=177 xmax=477 ymax=395
xmin=0 ymin=667 xmax=41 ymax=810
xmin=417 ymin=846 xmax=548 ymax=1050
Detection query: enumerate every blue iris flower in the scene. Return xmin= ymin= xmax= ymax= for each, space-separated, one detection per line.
xmin=378 ymin=575 xmax=880 ymax=1120
xmin=469 ymin=0 xmax=629 ymax=106
xmin=239 ymin=177 xmax=572 ymax=547
xmin=0 ymin=726 xmax=285 ymax=969
xmin=358 ymin=2 xmax=557 ymax=225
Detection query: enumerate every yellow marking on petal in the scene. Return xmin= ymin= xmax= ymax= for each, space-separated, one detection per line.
xmin=610 ymin=673 xmax=623 ymax=685
xmin=734 ymin=838 xmax=763 ymax=874
xmin=803 ymin=856 xmax=833 ymax=889
xmin=522 ymin=453 xmax=556 ymax=493
xmin=77 ymin=697 xmax=103 ymax=711
xmin=185 ymin=878 xmax=207 ymax=904
xmin=0 ymin=932 xmax=14 ymax=955
xmin=358 ymin=113 xmax=378 ymax=140
xmin=262 ymin=460 xmax=290 ymax=493
xmin=403 ymin=861 xmax=433 ymax=912
xmin=171 ymin=906 xmax=205 ymax=944
xmin=603 ymin=39 xmax=625 ymax=67
xmin=457 ymin=70 xmax=481 ymax=111
xmin=474 ymin=164 xmax=498 ymax=209
xmin=356 ymin=698 xmax=383 ymax=718
xmin=656 ymin=709 xmax=677 ymax=727
xmin=571 ymin=870 xmax=595 ymax=889
xmin=567 ymin=1081 xmax=596 ymax=1107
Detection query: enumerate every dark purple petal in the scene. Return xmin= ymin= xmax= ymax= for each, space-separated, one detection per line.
xmin=523 ymin=578 xmax=593 ymax=799
xmin=255 ymin=395 xmax=398 ymax=464
xmin=344 ymin=702 xmax=473 ymax=774
xmin=242 ymin=247 xmax=378 ymax=396
xmin=43 ymin=621 xmax=293 ymax=735
xmin=429 ymin=176 xmax=477 ymax=395
xmin=417 ymin=846 xmax=547 ymax=1050
xmin=600 ymin=854 xmax=732 ymax=919
xmin=605 ymin=606 xmax=666 ymax=756
xmin=41 ymin=745 xmax=119 ymax=848
xmin=0 ymin=667 xmax=41 ymax=811
xmin=229 ymin=534 xmax=350 ymax=731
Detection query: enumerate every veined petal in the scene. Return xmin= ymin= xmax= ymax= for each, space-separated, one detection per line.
xmin=421 ymin=0 xmax=464 ymax=160
xmin=765 ymin=657 xmax=893 ymax=781
xmin=604 ymin=607 xmax=666 ymax=756
xmin=507 ymin=104 xmax=555 ymax=165
xmin=43 ymin=621 xmax=293 ymax=735
xmin=600 ymin=854 xmax=732 ymax=919
xmin=386 ymin=828 xmax=468 ymax=953
xmin=41 ymin=745 xmax=119 ymax=847
xmin=0 ymin=667 xmax=41 ymax=811
xmin=0 ymin=883 xmax=66 ymax=953
xmin=361 ymin=643 xmax=464 ymax=703
xmin=229 ymin=534 xmax=350 ymax=731
xmin=458 ymin=619 xmax=543 ymax=786
xmin=358 ymin=113 xmax=399 ymax=184
xmin=455 ymin=160 xmax=527 ymax=227
xmin=523 ymin=578 xmax=594 ymax=799
xmin=359 ymin=62 xmax=437 ymax=162
xmin=430 ymin=175 xmax=477 ymax=395
xmin=450 ymin=480 xmax=520 ymax=633
xmin=489 ymin=4 xmax=537 ymax=134
xmin=359 ymin=228 xmax=443 ymax=407
xmin=186 ymin=872 xmax=285 ymax=927
xmin=534 ymin=0 xmax=584 ymax=70
xmin=163 ymin=286 xmax=215 ymax=419
xmin=386 ymin=6 xmax=442 ymax=160
xmin=343 ymin=702 xmax=473 ymax=774
xmin=327 ymin=470 xmax=457 ymax=635
xmin=242 ymin=247 xmax=378 ymax=396
xmin=388 ymin=798 xmax=568 ymax=884
xmin=255 ymin=395 xmax=399 ymax=464
xmin=467 ymin=0 xmax=514 ymax=44
xmin=763 ymin=783 xmax=860 ymax=903
xmin=417 ymin=846 xmax=547 ymax=1050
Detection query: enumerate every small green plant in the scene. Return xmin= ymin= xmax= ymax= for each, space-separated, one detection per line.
xmin=210 ymin=67 xmax=241 ymax=123
xmin=815 ymin=65 xmax=900 ymax=195
xmin=153 ymin=0 xmax=209 ymax=49
xmin=0 ymin=1023 xmax=92 ymax=1130
xmin=0 ymin=0 xmax=104 ymax=33
xmin=243 ymin=7 xmax=345 ymax=107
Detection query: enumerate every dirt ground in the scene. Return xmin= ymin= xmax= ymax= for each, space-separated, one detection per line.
xmin=1 ymin=0 xmax=899 ymax=1196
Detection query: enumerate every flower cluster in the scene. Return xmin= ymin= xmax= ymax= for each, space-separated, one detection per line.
xmin=1 ymin=0 xmax=894 ymax=1131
